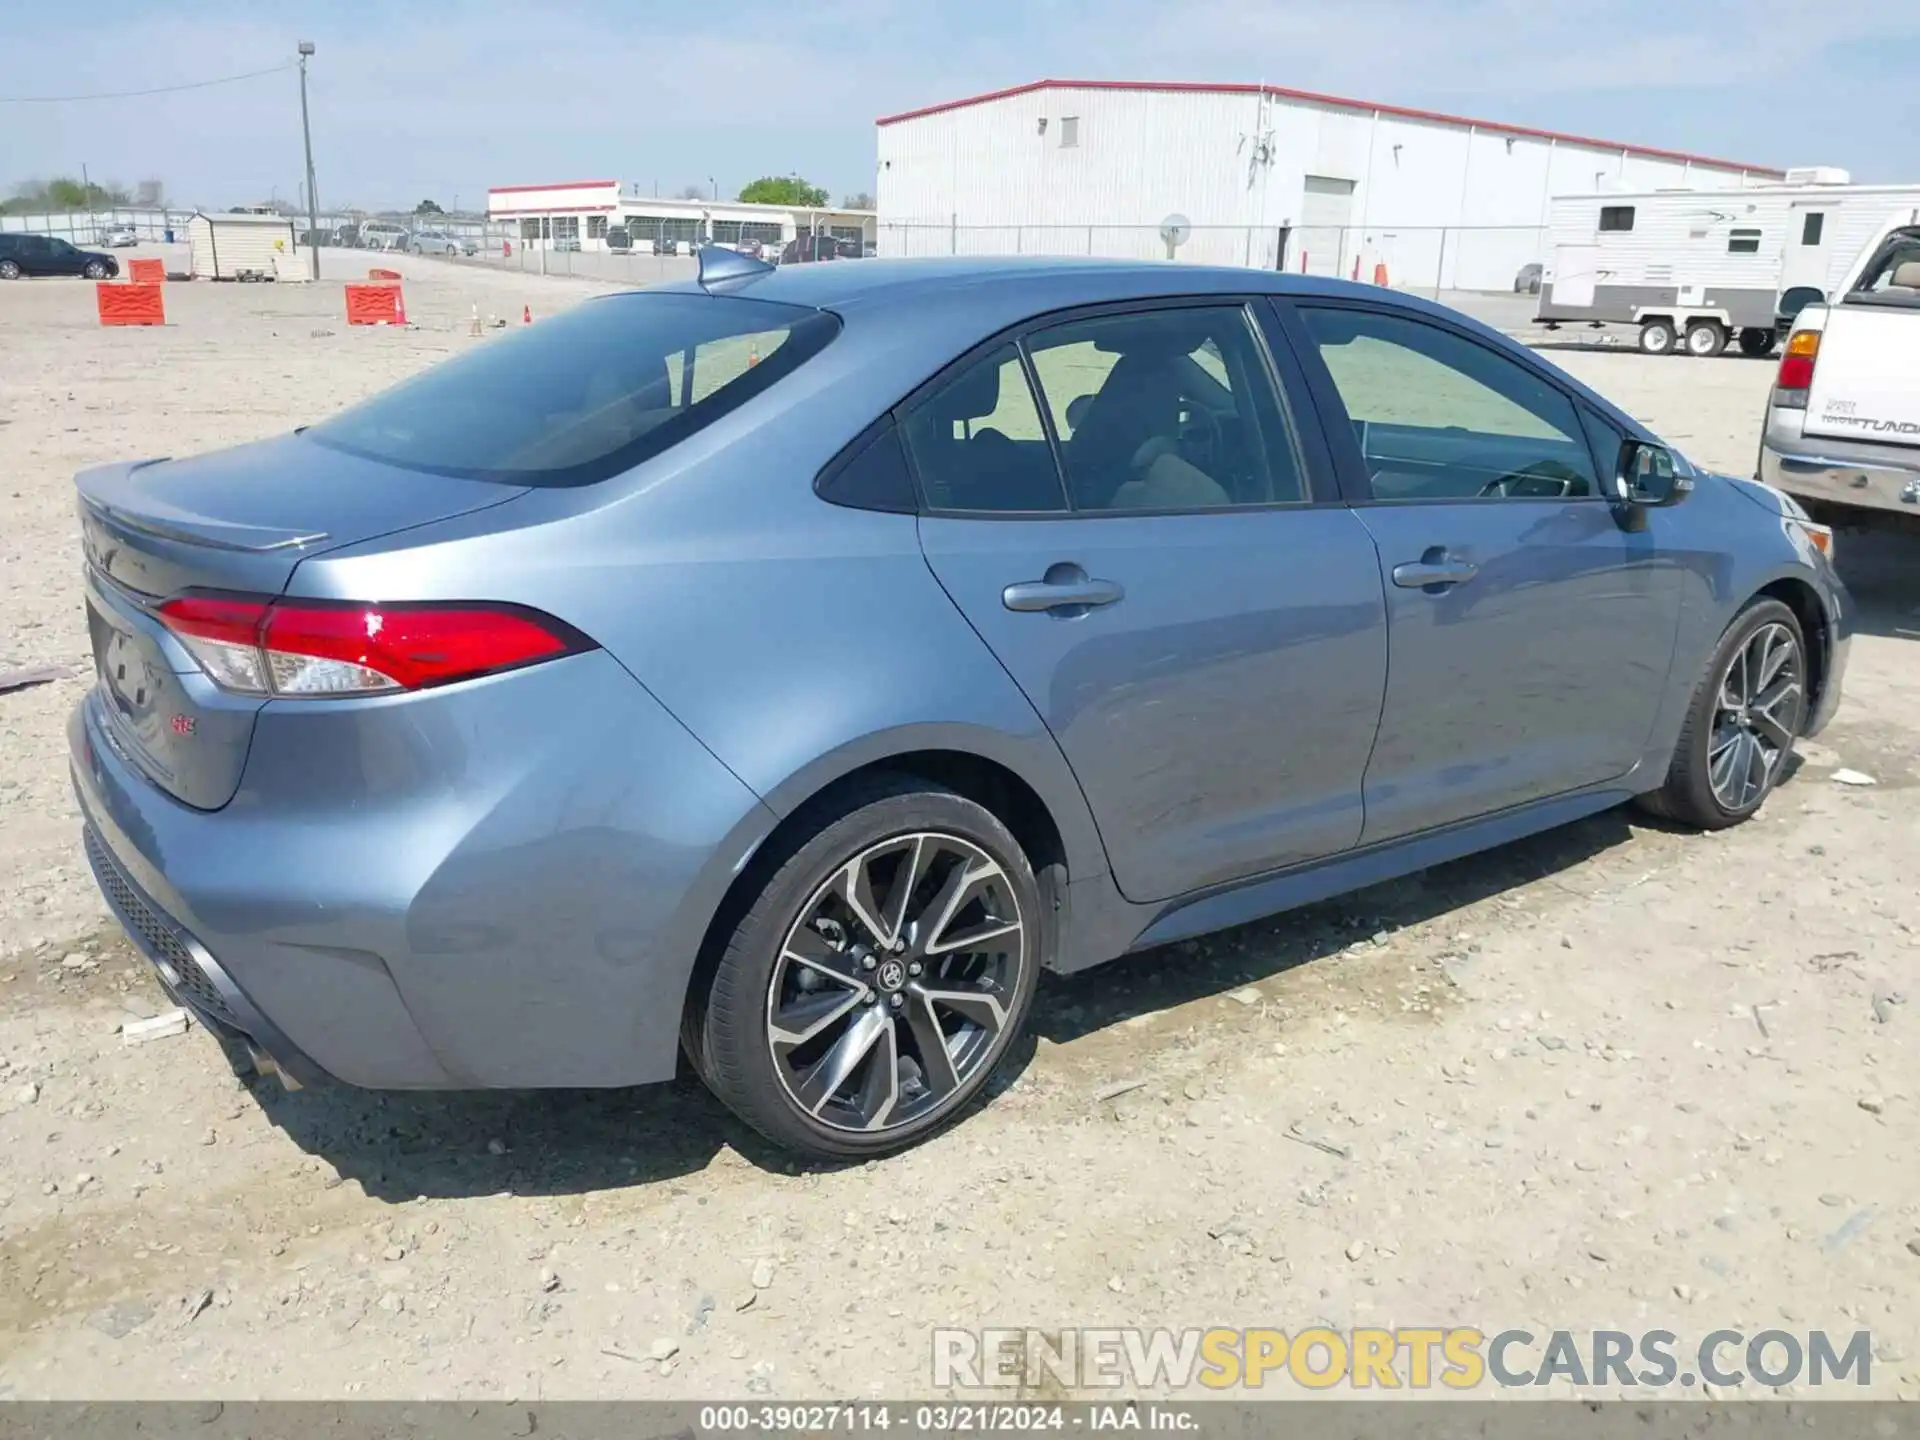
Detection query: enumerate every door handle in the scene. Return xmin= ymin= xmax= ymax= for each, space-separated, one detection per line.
xmin=1002 ymin=576 xmax=1125 ymax=613
xmin=1391 ymin=556 xmax=1479 ymax=589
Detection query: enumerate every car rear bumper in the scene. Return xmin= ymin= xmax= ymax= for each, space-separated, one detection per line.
xmin=70 ymin=649 xmax=776 ymax=1090
xmin=1760 ymin=430 xmax=1920 ymax=516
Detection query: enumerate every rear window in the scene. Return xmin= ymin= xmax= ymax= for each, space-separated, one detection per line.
xmin=1845 ymin=229 xmax=1920 ymax=310
xmin=307 ymin=291 xmax=838 ymax=486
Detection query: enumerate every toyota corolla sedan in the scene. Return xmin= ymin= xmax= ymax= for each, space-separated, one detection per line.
xmin=72 ymin=250 xmax=1848 ymax=1159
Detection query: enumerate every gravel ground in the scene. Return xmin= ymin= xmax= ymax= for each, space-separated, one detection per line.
xmin=0 ymin=255 xmax=1916 ymax=1401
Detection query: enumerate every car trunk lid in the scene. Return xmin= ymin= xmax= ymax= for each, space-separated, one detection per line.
xmin=77 ymin=433 xmax=528 ymax=809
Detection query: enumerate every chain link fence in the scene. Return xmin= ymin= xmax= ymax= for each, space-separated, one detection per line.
xmin=876 ymin=221 xmax=1552 ymax=297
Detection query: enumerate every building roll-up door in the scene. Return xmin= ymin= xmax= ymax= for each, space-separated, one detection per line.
xmin=1295 ymin=177 xmax=1356 ymax=278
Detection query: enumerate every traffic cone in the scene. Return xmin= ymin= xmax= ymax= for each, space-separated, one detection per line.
xmin=394 ymin=289 xmax=408 ymax=327
xmin=469 ymin=303 xmax=482 ymax=337
xmin=1372 ymin=261 xmax=1390 ymax=286
xmin=522 ymin=304 xmax=532 ymax=324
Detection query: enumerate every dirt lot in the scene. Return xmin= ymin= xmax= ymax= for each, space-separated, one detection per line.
xmin=0 ymin=258 xmax=1915 ymax=1401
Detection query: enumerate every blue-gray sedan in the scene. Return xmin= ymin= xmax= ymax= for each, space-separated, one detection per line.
xmin=71 ymin=250 xmax=1849 ymax=1157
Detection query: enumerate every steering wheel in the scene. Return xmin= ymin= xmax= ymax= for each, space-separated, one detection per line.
xmin=1476 ymin=461 xmax=1582 ymax=499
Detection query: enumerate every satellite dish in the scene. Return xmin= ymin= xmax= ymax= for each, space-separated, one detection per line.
xmin=1159 ymin=213 xmax=1191 ymax=259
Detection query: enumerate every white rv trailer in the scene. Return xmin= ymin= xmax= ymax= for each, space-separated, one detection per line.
xmin=1535 ymin=169 xmax=1920 ymax=357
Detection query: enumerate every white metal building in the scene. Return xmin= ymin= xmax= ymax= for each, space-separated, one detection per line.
xmin=875 ymin=80 xmax=1784 ymax=290
xmin=185 ymin=210 xmax=308 ymax=281
xmin=486 ymin=181 xmax=875 ymax=253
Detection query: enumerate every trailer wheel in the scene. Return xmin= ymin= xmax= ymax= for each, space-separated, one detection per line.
xmin=1638 ymin=318 xmax=1676 ymax=355
xmin=1684 ymin=320 xmax=1727 ymax=358
xmin=1737 ymin=327 xmax=1777 ymax=358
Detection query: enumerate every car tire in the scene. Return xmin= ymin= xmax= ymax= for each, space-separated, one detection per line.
xmin=1638 ymin=318 xmax=1676 ymax=355
xmin=0 ymin=260 xmax=20 ymax=280
xmin=692 ymin=774 xmax=1042 ymax=1160
xmin=83 ymin=260 xmax=108 ymax=280
xmin=1637 ymin=598 xmax=1807 ymax=830
xmin=1737 ymin=327 xmax=1776 ymax=357
xmin=1684 ymin=319 xmax=1727 ymax=358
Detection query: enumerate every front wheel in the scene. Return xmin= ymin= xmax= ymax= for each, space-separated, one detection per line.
xmin=83 ymin=260 xmax=108 ymax=280
xmin=1638 ymin=599 xmax=1807 ymax=829
xmin=1738 ymin=327 xmax=1777 ymax=357
xmin=0 ymin=259 xmax=20 ymax=280
xmin=692 ymin=777 xmax=1041 ymax=1159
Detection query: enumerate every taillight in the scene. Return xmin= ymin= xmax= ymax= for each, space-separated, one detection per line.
xmin=1775 ymin=330 xmax=1820 ymax=407
xmin=157 ymin=594 xmax=592 ymax=698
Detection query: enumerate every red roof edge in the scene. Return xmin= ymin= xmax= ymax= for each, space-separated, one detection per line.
xmin=875 ymin=80 xmax=1785 ymax=177
xmin=487 ymin=179 xmax=619 ymax=195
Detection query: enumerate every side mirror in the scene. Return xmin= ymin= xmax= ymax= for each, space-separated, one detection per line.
xmin=1619 ymin=441 xmax=1692 ymax=508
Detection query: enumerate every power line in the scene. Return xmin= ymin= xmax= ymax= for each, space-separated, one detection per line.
xmin=0 ymin=62 xmax=295 ymax=105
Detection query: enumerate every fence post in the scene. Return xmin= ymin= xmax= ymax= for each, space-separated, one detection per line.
xmin=949 ymin=212 xmax=957 ymax=255
xmin=1434 ymin=228 xmax=1448 ymax=300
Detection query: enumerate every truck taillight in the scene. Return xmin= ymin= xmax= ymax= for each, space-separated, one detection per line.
xmin=158 ymin=594 xmax=593 ymax=698
xmin=1774 ymin=330 xmax=1820 ymax=407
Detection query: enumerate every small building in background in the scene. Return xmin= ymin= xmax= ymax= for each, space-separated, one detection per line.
xmin=186 ymin=210 xmax=306 ymax=281
xmin=874 ymin=80 xmax=1783 ymax=291
xmin=486 ymin=181 xmax=875 ymax=256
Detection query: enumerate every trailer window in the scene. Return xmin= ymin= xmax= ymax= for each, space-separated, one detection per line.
xmin=1728 ymin=229 xmax=1762 ymax=254
xmin=1800 ymin=213 xmax=1825 ymax=246
xmin=1598 ymin=206 xmax=1635 ymax=233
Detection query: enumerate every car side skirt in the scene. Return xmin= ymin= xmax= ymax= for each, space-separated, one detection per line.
xmin=1049 ymin=781 xmax=1644 ymax=972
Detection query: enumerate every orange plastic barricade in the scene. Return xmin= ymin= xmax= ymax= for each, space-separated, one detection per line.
xmin=344 ymin=284 xmax=403 ymax=325
xmin=127 ymin=258 xmax=165 ymax=285
xmin=96 ymin=283 xmax=165 ymax=326
xmin=368 ymin=267 xmax=402 ymax=282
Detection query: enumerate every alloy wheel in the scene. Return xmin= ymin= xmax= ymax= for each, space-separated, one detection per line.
xmin=765 ymin=831 xmax=1027 ymax=1135
xmin=1708 ymin=621 xmax=1802 ymax=810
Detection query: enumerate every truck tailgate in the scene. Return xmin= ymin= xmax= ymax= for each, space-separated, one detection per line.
xmin=1805 ymin=307 xmax=1920 ymax=448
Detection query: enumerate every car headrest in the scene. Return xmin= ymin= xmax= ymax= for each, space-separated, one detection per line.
xmin=1890 ymin=259 xmax=1920 ymax=290
xmin=935 ymin=359 xmax=1006 ymax=423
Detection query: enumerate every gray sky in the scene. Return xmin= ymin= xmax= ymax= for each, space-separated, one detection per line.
xmin=4 ymin=0 xmax=1915 ymax=212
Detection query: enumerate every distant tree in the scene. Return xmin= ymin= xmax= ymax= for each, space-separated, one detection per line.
xmin=678 ymin=185 xmax=708 ymax=201
xmin=840 ymin=191 xmax=875 ymax=210
xmin=414 ymin=198 xmax=444 ymax=215
xmin=738 ymin=176 xmax=829 ymax=208
xmin=4 ymin=176 xmax=133 ymax=212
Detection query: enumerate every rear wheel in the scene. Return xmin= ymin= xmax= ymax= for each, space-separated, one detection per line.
xmin=1638 ymin=318 xmax=1676 ymax=355
xmin=0 ymin=259 xmax=20 ymax=280
xmin=1684 ymin=319 xmax=1727 ymax=357
xmin=694 ymin=777 xmax=1041 ymax=1159
xmin=1638 ymin=599 xmax=1807 ymax=829
xmin=1737 ymin=327 xmax=1777 ymax=357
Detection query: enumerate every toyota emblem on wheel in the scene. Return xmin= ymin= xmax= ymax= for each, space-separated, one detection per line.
xmin=876 ymin=958 xmax=907 ymax=992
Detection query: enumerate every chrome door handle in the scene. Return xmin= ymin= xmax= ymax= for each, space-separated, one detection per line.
xmin=1391 ymin=558 xmax=1479 ymax=589
xmin=1002 ymin=577 xmax=1125 ymax=613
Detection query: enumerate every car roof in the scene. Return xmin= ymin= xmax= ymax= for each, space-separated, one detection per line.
xmin=674 ymin=254 xmax=1423 ymax=312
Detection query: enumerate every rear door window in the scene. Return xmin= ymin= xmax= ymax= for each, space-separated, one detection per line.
xmin=307 ymin=292 xmax=838 ymax=485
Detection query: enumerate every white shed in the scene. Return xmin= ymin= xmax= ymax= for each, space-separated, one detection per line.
xmin=187 ymin=211 xmax=307 ymax=281
xmin=876 ymin=80 xmax=1785 ymax=290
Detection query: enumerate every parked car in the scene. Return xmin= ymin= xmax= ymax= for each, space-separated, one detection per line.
xmin=360 ymin=222 xmax=409 ymax=252
xmin=71 ymin=254 xmax=1848 ymax=1160
xmin=101 ymin=225 xmax=141 ymax=248
xmin=1514 ymin=262 xmax=1543 ymax=295
xmin=779 ymin=234 xmax=844 ymax=264
xmin=554 ymin=237 xmax=582 ymax=253
xmin=607 ymin=227 xmax=632 ymax=254
xmin=412 ymin=229 xmax=475 ymax=258
xmin=0 ymin=234 xmax=119 ymax=280
xmin=1759 ymin=208 xmax=1920 ymax=529
xmin=333 ymin=223 xmax=362 ymax=249
xmin=651 ymin=235 xmax=678 ymax=256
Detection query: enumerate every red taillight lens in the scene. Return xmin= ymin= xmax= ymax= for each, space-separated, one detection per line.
xmin=1775 ymin=330 xmax=1820 ymax=404
xmin=158 ymin=594 xmax=591 ymax=698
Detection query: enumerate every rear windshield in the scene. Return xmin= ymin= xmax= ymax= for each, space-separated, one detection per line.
xmin=1844 ymin=228 xmax=1920 ymax=310
xmin=307 ymin=291 xmax=838 ymax=486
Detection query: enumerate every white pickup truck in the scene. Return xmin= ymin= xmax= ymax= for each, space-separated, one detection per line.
xmin=1759 ymin=208 xmax=1920 ymax=531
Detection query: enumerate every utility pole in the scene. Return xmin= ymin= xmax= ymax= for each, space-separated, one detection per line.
xmin=297 ymin=41 xmax=320 ymax=280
